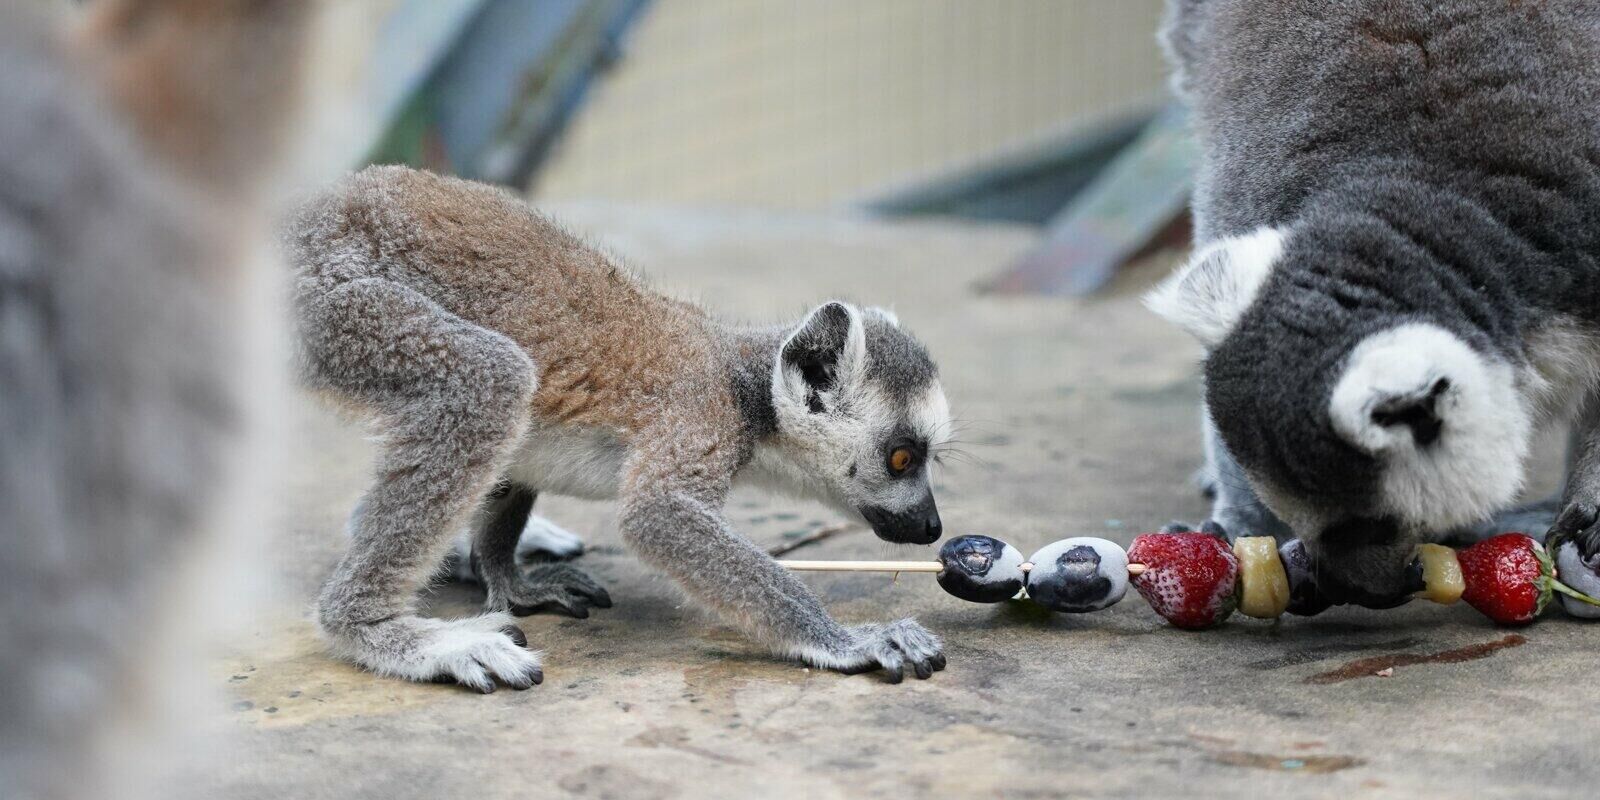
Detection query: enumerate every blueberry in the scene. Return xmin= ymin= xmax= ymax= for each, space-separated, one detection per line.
xmin=1553 ymin=538 xmax=1600 ymax=619
xmin=1024 ymin=537 xmax=1129 ymax=613
xmin=937 ymin=535 xmax=1026 ymax=603
xmin=1279 ymin=539 xmax=1333 ymax=616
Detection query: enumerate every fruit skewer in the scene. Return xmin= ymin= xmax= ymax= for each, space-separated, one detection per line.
xmin=780 ymin=531 xmax=1600 ymax=628
xmin=781 ymin=560 xmax=1151 ymax=576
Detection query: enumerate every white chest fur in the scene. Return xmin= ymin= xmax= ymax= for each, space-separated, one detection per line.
xmin=503 ymin=424 xmax=629 ymax=499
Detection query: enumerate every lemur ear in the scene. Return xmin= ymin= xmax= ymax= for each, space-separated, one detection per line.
xmin=779 ymin=301 xmax=866 ymax=412
xmin=866 ymin=306 xmax=900 ymax=327
xmin=1143 ymin=227 xmax=1287 ymax=348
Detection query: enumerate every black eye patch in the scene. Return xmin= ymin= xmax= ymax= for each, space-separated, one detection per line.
xmin=883 ymin=427 xmax=929 ymax=478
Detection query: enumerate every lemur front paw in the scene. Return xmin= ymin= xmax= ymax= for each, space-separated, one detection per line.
xmin=492 ymin=563 xmax=612 ymax=619
xmin=328 ymin=614 xmax=543 ymax=693
xmin=1159 ymin=520 xmax=1230 ymax=540
xmin=1547 ymin=502 xmax=1600 ymax=558
xmin=810 ymin=619 xmax=946 ymax=684
xmin=1547 ymin=502 xmax=1600 ymax=619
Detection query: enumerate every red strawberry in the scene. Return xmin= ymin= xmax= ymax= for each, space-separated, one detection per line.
xmin=1457 ymin=533 xmax=1556 ymax=625
xmin=1128 ymin=533 xmax=1239 ymax=629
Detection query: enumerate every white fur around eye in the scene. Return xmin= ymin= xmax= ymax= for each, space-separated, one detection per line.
xmin=1144 ymin=226 xmax=1287 ymax=347
xmin=912 ymin=385 xmax=952 ymax=449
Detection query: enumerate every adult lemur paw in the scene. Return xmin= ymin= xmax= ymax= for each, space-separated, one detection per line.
xmin=1547 ymin=502 xmax=1600 ymax=557
xmin=492 ymin=563 xmax=612 ymax=619
xmin=1546 ymin=502 xmax=1600 ymax=619
xmin=811 ymin=619 xmax=945 ymax=683
xmin=1159 ymin=520 xmax=1230 ymax=540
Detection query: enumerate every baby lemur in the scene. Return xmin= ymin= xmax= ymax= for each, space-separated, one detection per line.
xmin=1149 ymin=0 xmax=1600 ymax=603
xmin=287 ymin=166 xmax=952 ymax=690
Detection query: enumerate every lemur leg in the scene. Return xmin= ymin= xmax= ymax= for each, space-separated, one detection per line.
xmin=1170 ymin=410 xmax=1292 ymax=541
xmin=1547 ymin=395 xmax=1600 ymax=559
xmin=300 ymin=277 xmax=542 ymax=692
xmin=618 ymin=430 xmax=944 ymax=683
xmin=472 ymin=483 xmax=611 ymax=618
xmin=446 ymin=512 xmax=586 ymax=584
xmin=1452 ymin=496 xmax=1561 ymax=545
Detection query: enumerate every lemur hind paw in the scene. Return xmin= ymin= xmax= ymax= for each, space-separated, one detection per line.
xmin=333 ymin=614 xmax=543 ymax=693
xmin=516 ymin=515 xmax=585 ymax=562
xmin=499 ymin=563 xmax=612 ymax=619
xmin=821 ymin=619 xmax=945 ymax=684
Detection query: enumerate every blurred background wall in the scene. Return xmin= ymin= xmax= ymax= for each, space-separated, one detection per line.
xmin=39 ymin=0 xmax=1179 ymax=292
xmin=344 ymin=0 xmax=1181 ymax=292
xmin=530 ymin=0 xmax=1168 ymax=211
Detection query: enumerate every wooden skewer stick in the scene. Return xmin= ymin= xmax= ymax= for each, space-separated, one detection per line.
xmin=779 ymin=560 xmax=1150 ymax=577
xmin=781 ymin=560 xmax=943 ymax=573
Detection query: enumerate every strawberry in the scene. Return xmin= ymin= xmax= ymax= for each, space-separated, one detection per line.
xmin=1457 ymin=533 xmax=1600 ymax=625
xmin=1128 ymin=532 xmax=1239 ymax=629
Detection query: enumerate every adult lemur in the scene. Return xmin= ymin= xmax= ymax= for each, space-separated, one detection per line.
xmin=1148 ymin=0 xmax=1600 ymax=603
xmin=287 ymin=166 xmax=952 ymax=690
xmin=1 ymin=1 xmax=314 ymax=797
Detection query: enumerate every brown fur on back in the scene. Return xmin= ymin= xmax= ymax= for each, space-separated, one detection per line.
xmin=289 ymin=166 xmax=741 ymax=435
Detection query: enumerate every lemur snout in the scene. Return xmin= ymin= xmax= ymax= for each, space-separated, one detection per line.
xmin=1308 ymin=517 xmax=1426 ymax=607
xmin=861 ymin=493 xmax=942 ymax=545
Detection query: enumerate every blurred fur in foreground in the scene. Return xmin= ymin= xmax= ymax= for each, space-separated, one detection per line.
xmin=0 ymin=2 xmax=315 ymax=797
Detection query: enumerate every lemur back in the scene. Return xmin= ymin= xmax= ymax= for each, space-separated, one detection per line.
xmin=289 ymin=166 xmax=742 ymax=437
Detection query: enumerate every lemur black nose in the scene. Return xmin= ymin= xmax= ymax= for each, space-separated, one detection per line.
xmin=860 ymin=493 xmax=942 ymax=545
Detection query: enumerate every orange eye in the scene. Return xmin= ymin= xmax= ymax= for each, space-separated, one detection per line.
xmin=888 ymin=448 xmax=914 ymax=474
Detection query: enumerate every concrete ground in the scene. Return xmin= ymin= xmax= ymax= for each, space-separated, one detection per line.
xmin=191 ymin=204 xmax=1599 ymax=799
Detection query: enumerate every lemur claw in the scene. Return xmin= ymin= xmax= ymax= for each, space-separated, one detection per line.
xmin=825 ymin=619 xmax=944 ymax=683
xmin=1546 ymin=501 xmax=1600 ymax=559
xmin=503 ymin=564 xmax=612 ymax=618
xmin=393 ymin=616 xmax=542 ymax=692
xmin=1582 ymin=525 xmax=1600 ymax=561
xmin=1158 ymin=520 xmax=1231 ymax=542
xmin=1549 ymin=502 xmax=1598 ymax=537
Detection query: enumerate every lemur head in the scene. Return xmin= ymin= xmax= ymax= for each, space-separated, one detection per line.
xmin=767 ymin=301 xmax=952 ymax=545
xmin=1146 ymin=227 xmax=1533 ymax=599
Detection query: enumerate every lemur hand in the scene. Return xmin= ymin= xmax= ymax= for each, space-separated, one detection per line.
xmin=1547 ymin=502 xmax=1600 ymax=560
xmin=1159 ymin=520 xmax=1230 ymax=539
xmin=814 ymin=619 xmax=945 ymax=683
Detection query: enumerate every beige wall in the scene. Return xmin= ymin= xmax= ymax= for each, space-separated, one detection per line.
xmin=532 ymin=0 xmax=1170 ymax=210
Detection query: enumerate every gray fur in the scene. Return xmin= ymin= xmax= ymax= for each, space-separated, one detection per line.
xmin=0 ymin=2 xmax=312 ymax=797
xmin=1156 ymin=0 xmax=1600 ymax=594
xmin=287 ymin=166 xmax=952 ymax=688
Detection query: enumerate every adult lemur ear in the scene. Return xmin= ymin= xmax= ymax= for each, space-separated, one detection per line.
xmin=779 ymin=301 xmax=866 ymax=412
xmin=866 ymin=306 xmax=900 ymax=327
xmin=1143 ymin=227 xmax=1287 ymax=348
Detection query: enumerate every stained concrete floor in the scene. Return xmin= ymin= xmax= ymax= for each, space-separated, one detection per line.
xmin=190 ymin=204 xmax=1600 ymax=799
